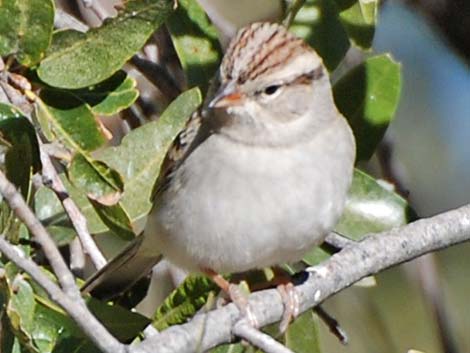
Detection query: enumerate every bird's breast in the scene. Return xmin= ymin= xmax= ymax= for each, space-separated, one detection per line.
xmin=150 ymin=125 xmax=354 ymax=273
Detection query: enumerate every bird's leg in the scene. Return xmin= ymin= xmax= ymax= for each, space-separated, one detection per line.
xmin=277 ymin=281 xmax=300 ymax=333
xmin=203 ymin=268 xmax=259 ymax=327
xmin=233 ymin=267 xmax=302 ymax=332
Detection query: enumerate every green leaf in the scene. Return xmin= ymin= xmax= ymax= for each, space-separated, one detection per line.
xmin=302 ymin=246 xmax=331 ymax=267
xmin=37 ymin=89 xmax=132 ymax=231
xmin=45 ymin=226 xmax=76 ymax=247
xmin=1 ymin=313 xmax=16 ymax=353
xmin=37 ymin=0 xmax=173 ymax=89
xmin=0 ymin=264 xmax=149 ymax=353
xmin=1 ymin=263 xmax=38 ymax=352
xmin=37 ymin=89 xmax=200 ymax=237
xmin=34 ymin=172 xmax=116 ymax=238
xmin=68 ymin=154 xmax=134 ymax=240
xmin=51 ymin=297 xmax=150 ymax=352
xmin=332 ymin=0 xmax=356 ymax=11
xmin=339 ymin=0 xmax=378 ymax=48
xmin=152 ymin=275 xmax=218 ymax=330
xmin=336 ymin=169 xmax=415 ymax=240
xmin=70 ymin=71 xmax=139 ymax=116
xmin=0 ymin=0 xmax=54 ymax=66
xmin=68 ymin=153 xmax=123 ymax=201
xmin=0 ymin=103 xmax=41 ymax=200
xmin=87 ymin=298 xmax=150 ymax=341
xmin=33 ymin=186 xmax=78 ymax=246
xmin=290 ymin=0 xmax=350 ymax=71
xmin=45 ymin=29 xmax=85 ymax=57
xmin=303 ymin=169 xmax=413 ymax=265
xmin=333 ymin=54 xmax=402 ymax=160
xmin=284 ymin=311 xmax=321 ymax=353
xmin=89 ymin=199 xmax=135 ymax=240
xmin=167 ymin=0 xmax=222 ymax=92
xmin=0 ymin=105 xmax=39 ymax=249
xmin=97 ymin=87 xmax=202 ymax=231
xmin=37 ymin=89 xmax=107 ymax=152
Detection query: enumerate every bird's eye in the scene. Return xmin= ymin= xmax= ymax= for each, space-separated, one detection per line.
xmin=263 ymin=85 xmax=281 ymax=96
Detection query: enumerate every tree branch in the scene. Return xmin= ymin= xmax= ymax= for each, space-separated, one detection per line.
xmin=233 ymin=321 xmax=295 ymax=353
xmin=0 ymin=170 xmax=80 ymax=299
xmin=39 ymin=146 xmax=107 ymax=270
xmin=133 ymin=203 xmax=470 ymax=353
xmin=0 ymin=237 xmax=126 ymax=353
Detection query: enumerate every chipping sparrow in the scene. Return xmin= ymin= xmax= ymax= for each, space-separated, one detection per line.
xmin=84 ymin=22 xmax=356 ymax=303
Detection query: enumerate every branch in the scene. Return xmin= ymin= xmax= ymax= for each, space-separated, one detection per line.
xmin=39 ymin=146 xmax=107 ymax=270
xmin=132 ymin=204 xmax=470 ymax=353
xmin=0 ymin=170 xmax=80 ymax=299
xmin=233 ymin=321 xmax=294 ymax=353
xmin=0 ymin=237 xmax=126 ymax=353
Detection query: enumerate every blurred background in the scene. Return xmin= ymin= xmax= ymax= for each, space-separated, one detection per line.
xmin=322 ymin=2 xmax=470 ymax=353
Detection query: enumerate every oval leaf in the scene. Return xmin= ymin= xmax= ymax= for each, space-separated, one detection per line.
xmin=68 ymin=153 xmax=123 ymax=202
xmin=37 ymin=89 xmax=107 ymax=152
xmin=339 ymin=0 xmax=378 ymax=48
xmin=333 ymin=54 xmax=402 ymax=160
xmin=97 ymin=87 xmax=202 ymax=231
xmin=167 ymin=0 xmax=222 ymax=92
xmin=37 ymin=0 xmax=173 ymax=89
xmin=35 ymin=181 xmax=109 ymax=235
xmin=0 ymin=104 xmax=41 ymax=200
xmin=89 ymin=199 xmax=135 ymax=241
xmin=290 ymin=0 xmax=350 ymax=71
xmin=152 ymin=275 xmax=218 ymax=330
xmin=303 ymin=168 xmax=414 ymax=265
xmin=336 ymin=169 xmax=415 ymax=240
xmin=0 ymin=0 xmax=54 ymax=66
xmin=284 ymin=311 xmax=321 ymax=353
xmin=69 ymin=71 xmax=139 ymax=116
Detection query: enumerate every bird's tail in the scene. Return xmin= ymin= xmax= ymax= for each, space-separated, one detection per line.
xmin=81 ymin=235 xmax=162 ymax=299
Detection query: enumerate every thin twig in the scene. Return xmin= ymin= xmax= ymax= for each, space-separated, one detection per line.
xmin=283 ymin=0 xmax=306 ymax=27
xmin=233 ymin=321 xmax=294 ymax=353
xmin=70 ymin=237 xmax=86 ymax=277
xmin=0 ymin=237 xmax=126 ymax=353
xmin=314 ymin=306 xmax=348 ymax=344
xmin=0 ymin=170 xmax=80 ymax=299
xmin=324 ymin=232 xmax=355 ymax=250
xmin=376 ymin=138 xmax=409 ymax=198
xmin=131 ymin=55 xmax=181 ymax=101
xmin=40 ymin=147 xmax=107 ymax=270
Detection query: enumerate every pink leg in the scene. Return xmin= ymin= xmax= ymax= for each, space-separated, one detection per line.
xmin=277 ymin=282 xmax=300 ymax=333
xmin=203 ymin=268 xmax=259 ymax=327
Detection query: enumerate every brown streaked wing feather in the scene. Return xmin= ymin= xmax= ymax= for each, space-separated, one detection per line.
xmin=151 ymin=109 xmax=203 ymax=200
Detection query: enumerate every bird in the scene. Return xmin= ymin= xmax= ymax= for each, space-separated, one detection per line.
xmin=83 ymin=21 xmax=356 ymax=325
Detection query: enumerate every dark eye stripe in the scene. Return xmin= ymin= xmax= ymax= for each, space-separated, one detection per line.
xmin=289 ymin=66 xmax=324 ymax=85
xmin=258 ymin=66 xmax=324 ymax=95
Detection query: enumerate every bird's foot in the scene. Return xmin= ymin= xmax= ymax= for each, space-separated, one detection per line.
xmin=228 ymin=283 xmax=259 ymax=327
xmin=204 ymin=269 xmax=259 ymax=327
xmin=277 ymin=282 xmax=300 ymax=333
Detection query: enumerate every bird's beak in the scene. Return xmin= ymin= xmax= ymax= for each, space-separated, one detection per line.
xmin=208 ymin=83 xmax=244 ymax=109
